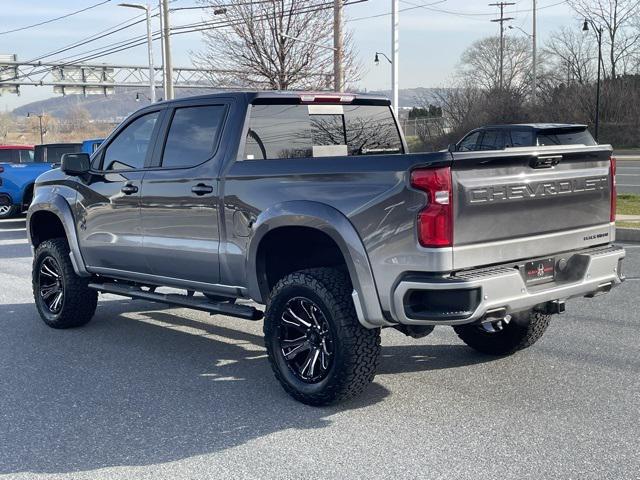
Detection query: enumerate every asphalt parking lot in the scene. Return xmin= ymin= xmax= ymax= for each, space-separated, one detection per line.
xmin=0 ymin=216 xmax=638 ymax=480
xmin=617 ymin=158 xmax=640 ymax=194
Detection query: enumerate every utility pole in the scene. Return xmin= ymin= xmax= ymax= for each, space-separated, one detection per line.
xmin=532 ymin=0 xmax=537 ymax=104
xmin=490 ymin=2 xmax=515 ymax=91
xmin=160 ymin=0 xmax=174 ymax=100
xmin=392 ymin=0 xmax=399 ymax=114
xmin=333 ymin=0 xmax=344 ymax=92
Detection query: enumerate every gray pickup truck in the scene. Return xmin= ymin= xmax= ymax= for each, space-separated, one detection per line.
xmin=27 ymin=91 xmax=625 ymax=405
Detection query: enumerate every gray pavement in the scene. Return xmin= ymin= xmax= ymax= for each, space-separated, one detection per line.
xmin=0 ymin=216 xmax=638 ymax=480
xmin=616 ymin=158 xmax=640 ymax=194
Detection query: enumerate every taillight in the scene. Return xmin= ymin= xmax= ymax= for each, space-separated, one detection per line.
xmin=610 ymin=156 xmax=617 ymax=222
xmin=411 ymin=167 xmax=453 ymax=247
xmin=0 ymin=166 xmax=4 ymax=173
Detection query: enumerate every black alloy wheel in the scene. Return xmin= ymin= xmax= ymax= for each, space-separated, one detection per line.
xmin=278 ymin=297 xmax=334 ymax=383
xmin=38 ymin=256 xmax=65 ymax=314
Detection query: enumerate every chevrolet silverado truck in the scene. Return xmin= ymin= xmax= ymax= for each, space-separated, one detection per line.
xmin=26 ymin=92 xmax=625 ymax=405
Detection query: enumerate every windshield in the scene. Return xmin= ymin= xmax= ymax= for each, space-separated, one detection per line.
xmin=243 ymin=103 xmax=403 ymax=160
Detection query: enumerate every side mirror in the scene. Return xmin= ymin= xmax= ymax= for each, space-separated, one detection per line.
xmin=448 ymin=143 xmax=457 ymax=152
xmin=61 ymin=153 xmax=90 ymax=176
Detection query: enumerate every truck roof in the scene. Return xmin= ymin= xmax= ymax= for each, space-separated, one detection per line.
xmin=481 ymin=123 xmax=588 ymax=130
xmin=0 ymin=145 xmax=34 ymax=150
xmin=152 ymin=90 xmax=391 ymax=106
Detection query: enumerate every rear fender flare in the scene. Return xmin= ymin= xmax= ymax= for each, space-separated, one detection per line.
xmin=247 ymin=201 xmax=391 ymax=328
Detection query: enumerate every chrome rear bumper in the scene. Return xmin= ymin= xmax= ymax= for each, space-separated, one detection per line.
xmin=391 ymin=245 xmax=625 ymax=326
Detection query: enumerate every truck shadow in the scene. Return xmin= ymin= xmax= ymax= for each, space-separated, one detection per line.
xmin=0 ymin=299 xmax=492 ymax=475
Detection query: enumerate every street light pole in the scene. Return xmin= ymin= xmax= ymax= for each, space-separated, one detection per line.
xmin=583 ymin=19 xmax=603 ymax=141
xmin=391 ymin=0 xmax=399 ymax=114
xmin=509 ymin=23 xmax=536 ymax=102
xmin=27 ymin=112 xmax=44 ymax=144
xmin=333 ymin=0 xmax=344 ymax=92
xmin=161 ymin=0 xmax=174 ymax=100
xmin=119 ymin=3 xmax=155 ymax=103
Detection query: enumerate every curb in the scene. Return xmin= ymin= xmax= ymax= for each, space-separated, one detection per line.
xmin=616 ymin=228 xmax=640 ymax=242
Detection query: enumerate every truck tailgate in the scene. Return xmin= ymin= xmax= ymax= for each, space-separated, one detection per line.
xmin=451 ymin=145 xmax=614 ymax=269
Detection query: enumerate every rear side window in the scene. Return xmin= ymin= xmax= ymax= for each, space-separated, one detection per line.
xmin=0 ymin=150 xmax=16 ymax=163
xmin=45 ymin=145 xmax=81 ymax=164
xmin=478 ymin=130 xmax=504 ymax=150
xmin=102 ymin=111 xmax=160 ymax=171
xmin=161 ymin=105 xmax=226 ymax=169
xmin=243 ymin=104 xmax=402 ymax=160
xmin=537 ymin=129 xmax=596 ymax=146
xmin=508 ymin=130 xmax=534 ymax=147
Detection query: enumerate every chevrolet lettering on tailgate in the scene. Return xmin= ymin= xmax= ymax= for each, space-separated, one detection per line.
xmin=466 ymin=176 xmax=609 ymax=204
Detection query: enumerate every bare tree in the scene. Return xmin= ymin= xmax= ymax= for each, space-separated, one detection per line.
xmin=192 ymin=0 xmax=359 ymax=90
xmin=458 ymin=36 xmax=533 ymax=95
xmin=545 ymin=26 xmax=596 ymax=85
xmin=0 ymin=113 xmax=11 ymax=142
xmin=568 ymin=0 xmax=640 ymax=78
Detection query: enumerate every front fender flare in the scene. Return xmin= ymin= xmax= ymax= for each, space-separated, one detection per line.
xmin=247 ymin=201 xmax=391 ymax=328
xmin=27 ymin=192 xmax=90 ymax=277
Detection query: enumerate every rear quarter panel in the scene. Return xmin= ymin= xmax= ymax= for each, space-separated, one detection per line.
xmin=221 ymin=152 xmax=451 ymax=315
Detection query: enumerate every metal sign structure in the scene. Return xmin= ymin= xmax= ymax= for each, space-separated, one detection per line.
xmin=0 ymin=54 xmax=19 ymax=95
xmin=0 ymin=56 xmax=224 ymax=96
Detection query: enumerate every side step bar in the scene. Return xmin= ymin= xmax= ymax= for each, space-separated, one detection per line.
xmin=88 ymin=282 xmax=264 ymax=321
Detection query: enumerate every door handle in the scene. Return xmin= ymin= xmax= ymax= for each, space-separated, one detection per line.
xmin=191 ymin=183 xmax=214 ymax=196
xmin=121 ymin=184 xmax=138 ymax=195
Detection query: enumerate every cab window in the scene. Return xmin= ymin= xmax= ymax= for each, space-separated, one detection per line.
xmin=243 ymin=103 xmax=402 ymax=160
xmin=161 ymin=105 xmax=226 ymax=169
xmin=0 ymin=150 xmax=16 ymax=163
xmin=102 ymin=111 xmax=160 ymax=171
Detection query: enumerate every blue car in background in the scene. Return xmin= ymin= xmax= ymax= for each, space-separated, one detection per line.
xmin=0 ymin=143 xmax=82 ymax=219
xmin=82 ymin=138 xmax=104 ymax=155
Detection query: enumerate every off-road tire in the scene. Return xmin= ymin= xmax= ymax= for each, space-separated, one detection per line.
xmin=0 ymin=205 xmax=19 ymax=219
xmin=453 ymin=310 xmax=551 ymax=356
xmin=264 ymin=268 xmax=381 ymax=406
xmin=32 ymin=238 xmax=98 ymax=329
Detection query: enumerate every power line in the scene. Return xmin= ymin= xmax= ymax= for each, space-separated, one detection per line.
xmin=27 ymin=16 xmax=151 ymax=64
xmin=2 ymin=0 xmax=357 ymax=86
xmin=0 ymin=0 xmax=113 ymax=36
xmin=171 ymin=0 xmax=280 ymax=11
xmin=351 ymin=0 xmax=567 ymax=22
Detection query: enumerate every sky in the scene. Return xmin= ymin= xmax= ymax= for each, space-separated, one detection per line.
xmin=0 ymin=0 xmax=578 ymax=111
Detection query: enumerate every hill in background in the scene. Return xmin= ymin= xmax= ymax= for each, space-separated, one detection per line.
xmin=11 ymin=87 xmax=438 ymax=121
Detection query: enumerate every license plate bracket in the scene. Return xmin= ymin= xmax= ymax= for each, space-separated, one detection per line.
xmin=524 ymin=258 xmax=555 ymax=285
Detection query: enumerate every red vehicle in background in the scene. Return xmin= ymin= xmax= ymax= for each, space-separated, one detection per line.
xmin=0 ymin=145 xmax=35 ymax=164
